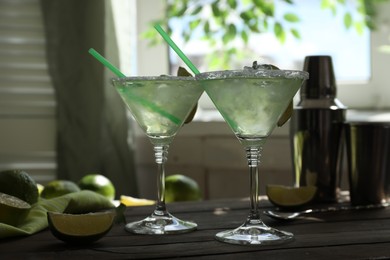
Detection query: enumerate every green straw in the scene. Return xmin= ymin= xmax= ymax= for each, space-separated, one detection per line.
xmin=88 ymin=48 xmax=181 ymax=125
xmin=88 ymin=48 xmax=126 ymax=78
xmin=154 ymin=24 xmax=200 ymax=75
xmin=153 ymin=25 xmax=239 ymax=129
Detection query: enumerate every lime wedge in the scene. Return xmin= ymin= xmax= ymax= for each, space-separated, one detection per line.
xmin=177 ymin=66 xmax=198 ymax=124
xmin=266 ymin=185 xmax=317 ymax=208
xmin=0 ymin=192 xmax=31 ymax=226
xmin=120 ymin=195 xmax=155 ymax=207
xmin=47 ymin=211 xmax=116 ymax=244
xmin=277 ymin=101 xmax=293 ymax=127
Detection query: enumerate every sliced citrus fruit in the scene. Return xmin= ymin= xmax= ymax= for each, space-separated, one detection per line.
xmin=120 ymin=195 xmax=155 ymax=207
xmin=0 ymin=192 xmax=31 ymax=226
xmin=277 ymin=100 xmax=293 ymax=127
xmin=47 ymin=211 xmax=116 ymax=244
xmin=266 ymin=185 xmax=317 ymax=208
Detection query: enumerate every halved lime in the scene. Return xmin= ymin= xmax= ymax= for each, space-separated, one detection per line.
xmin=120 ymin=195 xmax=155 ymax=207
xmin=0 ymin=192 xmax=31 ymax=226
xmin=47 ymin=211 xmax=116 ymax=244
xmin=266 ymin=185 xmax=317 ymax=208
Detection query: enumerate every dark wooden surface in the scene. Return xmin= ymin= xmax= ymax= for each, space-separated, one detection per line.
xmin=1 ymin=198 xmax=390 ymax=259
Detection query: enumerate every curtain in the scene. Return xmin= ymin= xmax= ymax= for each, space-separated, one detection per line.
xmin=40 ymin=0 xmax=138 ymax=197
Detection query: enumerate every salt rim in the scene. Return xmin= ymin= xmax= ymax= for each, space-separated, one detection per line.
xmin=112 ymin=75 xmax=196 ymax=85
xmin=195 ymin=69 xmax=309 ymax=80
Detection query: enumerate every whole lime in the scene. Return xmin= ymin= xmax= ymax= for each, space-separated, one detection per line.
xmin=78 ymin=174 xmax=115 ymax=200
xmin=165 ymin=174 xmax=201 ymax=203
xmin=41 ymin=180 xmax=81 ymax=199
xmin=0 ymin=169 xmax=39 ymax=205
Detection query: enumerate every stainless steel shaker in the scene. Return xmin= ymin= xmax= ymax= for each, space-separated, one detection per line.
xmin=290 ymin=56 xmax=347 ymax=203
xmin=345 ymin=122 xmax=390 ymax=206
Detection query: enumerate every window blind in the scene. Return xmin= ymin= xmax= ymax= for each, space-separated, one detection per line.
xmin=0 ymin=0 xmax=56 ymax=183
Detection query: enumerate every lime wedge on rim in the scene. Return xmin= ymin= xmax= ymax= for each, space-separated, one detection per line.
xmin=47 ymin=211 xmax=116 ymax=244
xmin=266 ymin=185 xmax=317 ymax=209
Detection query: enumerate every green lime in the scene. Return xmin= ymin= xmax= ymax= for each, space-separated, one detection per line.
xmin=47 ymin=211 xmax=116 ymax=244
xmin=266 ymin=185 xmax=317 ymax=209
xmin=165 ymin=174 xmax=201 ymax=203
xmin=0 ymin=169 xmax=39 ymax=205
xmin=0 ymin=192 xmax=31 ymax=226
xmin=41 ymin=180 xmax=81 ymax=199
xmin=78 ymin=174 xmax=115 ymax=200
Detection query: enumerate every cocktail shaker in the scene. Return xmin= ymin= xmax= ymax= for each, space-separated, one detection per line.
xmin=290 ymin=56 xmax=346 ymax=203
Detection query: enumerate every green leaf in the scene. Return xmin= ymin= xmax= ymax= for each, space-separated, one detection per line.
xmin=227 ymin=0 xmax=237 ymax=9
xmin=274 ymin=22 xmax=283 ymax=36
xmin=183 ymin=31 xmax=191 ymax=42
xmin=190 ymin=19 xmax=201 ymax=30
xmin=248 ymin=22 xmax=260 ymax=33
xmin=290 ymin=28 xmax=301 ymax=39
xmin=174 ymin=3 xmax=188 ymax=17
xmin=274 ymin=22 xmax=286 ymax=43
xmin=283 ymin=13 xmax=300 ymax=22
xmin=204 ymin=21 xmax=210 ymax=34
xmin=211 ymin=1 xmax=221 ymax=16
xmin=344 ymin=12 xmax=353 ymax=29
xmin=240 ymin=10 xmax=255 ymax=21
xmin=222 ymin=24 xmax=237 ymax=44
xmin=263 ymin=19 xmax=269 ymax=30
xmin=321 ymin=0 xmax=331 ymax=9
xmin=241 ymin=30 xmax=249 ymax=44
xmin=191 ymin=6 xmax=202 ymax=15
xmin=228 ymin=24 xmax=237 ymax=37
xmin=354 ymin=21 xmax=365 ymax=35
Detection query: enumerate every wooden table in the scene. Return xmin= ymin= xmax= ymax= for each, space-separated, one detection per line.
xmin=1 ymin=198 xmax=390 ymax=259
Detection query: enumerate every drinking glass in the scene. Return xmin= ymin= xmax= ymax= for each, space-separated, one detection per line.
xmin=112 ymin=75 xmax=203 ymax=234
xmin=196 ymin=68 xmax=308 ymax=245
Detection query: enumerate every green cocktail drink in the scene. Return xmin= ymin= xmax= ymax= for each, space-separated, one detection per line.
xmin=196 ymin=66 xmax=308 ymax=245
xmin=112 ymin=75 xmax=203 ymax=234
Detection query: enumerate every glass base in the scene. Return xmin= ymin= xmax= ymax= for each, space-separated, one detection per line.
xmin=125 ymin=211 xmax=197 ymax=235
xmin=215 ymin=220 xmax=294 ymax=245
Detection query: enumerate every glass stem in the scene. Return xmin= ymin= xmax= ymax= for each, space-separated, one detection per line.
xmin=154 ymin=144 xmax=169 ymax=213
xmin=246 ymin=146 xmax=262 ymax=222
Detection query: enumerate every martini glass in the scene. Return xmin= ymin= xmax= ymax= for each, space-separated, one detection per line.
xmin=196 ymin=67 xmax=308 ymax=245
xmin=112 ymin=75 xmax=203 ymax=234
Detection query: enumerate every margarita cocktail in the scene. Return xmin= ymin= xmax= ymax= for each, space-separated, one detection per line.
xmin=112 ymin=75 xmax=203 ymax=234
xmin=196 ymin=65 xmax=308 ymax=245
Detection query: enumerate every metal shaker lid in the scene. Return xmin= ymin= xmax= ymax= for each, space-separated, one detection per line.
xmin=300 ymin=55 xmax=336 ymax=99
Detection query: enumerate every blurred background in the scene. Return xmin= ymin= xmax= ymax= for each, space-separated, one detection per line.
xmin=1 ymin=0 xmax=390 ymax=200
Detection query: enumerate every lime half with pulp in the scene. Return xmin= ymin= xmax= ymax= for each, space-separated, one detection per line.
xmin=266 ymin=185 xmax=317 ymax=209
xmin=47 ymin=211 xmax=116 ymax=244
xmin=0 ymin=192 xmax=31 ymax=226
